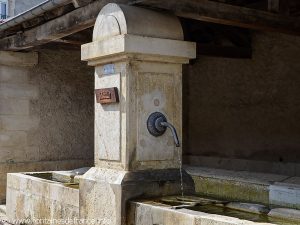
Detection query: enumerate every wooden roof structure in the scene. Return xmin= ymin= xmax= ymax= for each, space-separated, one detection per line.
xmin=0 ymin=0 xmax=299 ymax=58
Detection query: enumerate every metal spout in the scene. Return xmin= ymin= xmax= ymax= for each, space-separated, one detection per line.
xmin=147 ymin=112 xmax=180 ymax=147
xmin=160 ymin=122 xmax=180 ymax=147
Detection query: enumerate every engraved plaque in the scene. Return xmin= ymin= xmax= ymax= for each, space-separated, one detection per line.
xmin=95 ymin=87 xmax=119 ymax=104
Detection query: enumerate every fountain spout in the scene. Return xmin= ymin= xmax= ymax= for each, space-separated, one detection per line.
xmin=147 ymin=112 xmax=180 ymax=147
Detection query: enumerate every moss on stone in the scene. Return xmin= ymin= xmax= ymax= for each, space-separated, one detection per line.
xmin=192 ymin=175 xmax=269 ymax=205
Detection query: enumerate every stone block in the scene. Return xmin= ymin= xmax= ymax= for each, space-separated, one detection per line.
xmin=270 ymin=183 xmax=300 ymax=209
xmin=184 ymin=166 xmax=288 ymax=205
xmin=24 ymin=146 xmax=40 ymax=162
xmin=0 ymin=51 xmax=38 ymax=67
xmin=0 ymin=175 xmax=6 ymax=204
xmin=82 ymin=35 xmax=196 ymax=64
xmin=184 ymin=156 xmax=298 ymax=177
xmin=0 ymin=146 xmax=39 ymax=163
xmin=136 ymin=72 xmax=178 ymax=162
xmin=0 ymin=147 xmax=16 ymax=163
xmin=6 ymin=173 xmax=79 ymax=223
xmin=0 ymin=99 xmax=30 ymax=115
xmin=95 ymin=73 xmax=121 ymax=161
xmin=0 ymin=83 xmax=38 ymax=99
xmin=0 ymin=66 xmax=29 ymax=83
xmin=0 ymin=115 xmax=39 ymax=131
xmin=268 ymin=208 xmax=300 ymax=221
xmin=0 ymin=131 xmax=27 ymax=147
xmin=80 ymin=167 xmax=194 ymax=225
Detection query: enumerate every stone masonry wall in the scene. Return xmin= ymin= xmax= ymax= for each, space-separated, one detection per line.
xmin=0 ymin=50 xmax=94 ymax=203
xmin=185 ymin=32 xmax=300 ymax=164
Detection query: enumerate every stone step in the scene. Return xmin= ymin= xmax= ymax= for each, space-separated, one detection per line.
xmin=268 ymin=208 xmax=300 ymax=222
xmin=270 ymin=182 xmax=300 ymax=209
xmin=184 ymin=155 xmax=300 ymax=177
xmin=184 ymin=165 xmax=300 ymax=209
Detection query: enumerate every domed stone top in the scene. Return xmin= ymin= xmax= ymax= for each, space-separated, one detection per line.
xmin=93 ymin=3 xmax=184 ymax=42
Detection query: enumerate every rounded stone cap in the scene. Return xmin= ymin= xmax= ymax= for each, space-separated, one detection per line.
xmin=93 ymin=3 xmax=184 ymax=42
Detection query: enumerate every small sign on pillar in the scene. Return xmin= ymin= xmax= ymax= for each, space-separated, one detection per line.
xmin=95 ymin=87 xmax=119 ymax=104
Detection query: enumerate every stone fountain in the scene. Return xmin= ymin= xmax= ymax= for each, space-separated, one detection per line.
xmin=79 ymin=3 xmax=196 ymax=224
xmin=6 ymin=3 xmax=300 ymax=225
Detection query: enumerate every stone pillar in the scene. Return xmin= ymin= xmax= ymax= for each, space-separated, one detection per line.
xmin=80 ymin=3 xmax=196 ymax=225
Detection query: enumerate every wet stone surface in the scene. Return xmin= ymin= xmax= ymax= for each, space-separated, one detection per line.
xmin=225 ymin=202 xmax=270 ymax=214
xmin=153 ymin=195 xmax=300 ymax=224
xmin=268 ymin=208 xmax=300 ymax=221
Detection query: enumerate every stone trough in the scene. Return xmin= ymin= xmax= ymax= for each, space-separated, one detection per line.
xmin=6 ymin=168 xmax=88 ymax=223
xmin=128 ymin=196 xmax=300 ymax=225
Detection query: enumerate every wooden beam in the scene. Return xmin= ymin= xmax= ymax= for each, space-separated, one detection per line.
xmin=72 ymin=0 xmax=93 ymax=8
xmin=268 ymin=0 xmax=289 ymax=15
xmin=0 ymin=0 xmax=129 ymax=51
xmin=287 ymin=0 xmax=300 ymax=16
xmin=2 ymin=0 xmax=300 ymax=51
xmin=197 ymin=44 xmax=252 ymax=59
xmin=132 ymin=0 xmax=300 ymax=36
xmin=60 ymin=28 xmax=93 ymax=45
xmin=268 ymin=0 xmax=280 ymax=13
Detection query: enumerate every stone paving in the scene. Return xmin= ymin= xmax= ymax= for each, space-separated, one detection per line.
xmin=185 ymin=165 xmax=300 ymax=209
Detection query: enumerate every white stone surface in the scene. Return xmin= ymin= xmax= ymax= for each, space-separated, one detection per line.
xmin=95 ymin=73 xmax=121 ymax=161
xmin=6 ymin=172 xmax=79 ymax=223
xmin=270 ymin=183 xmax=300 ymax=209
xmin=136 ymin=72 xmax=177 ymax=161
xmin=82 ymin=34 xmax=196 ymax=65
xmin=268 ymin=208 xmax=300 ymax=221
xmin=92 ymin=3 xmax=183 ymax=42
xmin=0 ymin=205 xmax=7 ymax=224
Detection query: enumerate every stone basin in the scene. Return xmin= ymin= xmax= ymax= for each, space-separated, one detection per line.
xmin=6 ymin=168 xmax=89 ymax=223
xmin=129 ymin=196 xmax=300 ymax=225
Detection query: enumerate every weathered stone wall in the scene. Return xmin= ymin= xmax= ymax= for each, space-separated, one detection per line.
xmin=185 ymin=32 xmax=300 ymax=164
xmin=0 ymin=50 xmax=94 ymax=203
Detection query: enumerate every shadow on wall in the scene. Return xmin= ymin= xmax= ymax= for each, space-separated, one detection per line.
xmin=185 ymin=31 xmax=300 ymax=164
xmin=29 ymin=49 xmax=94 ymax=162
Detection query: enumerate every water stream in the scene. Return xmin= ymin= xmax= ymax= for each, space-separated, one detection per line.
xmin=177 ymin=147 xmax=184 ymax=197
